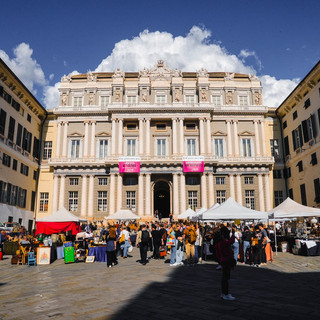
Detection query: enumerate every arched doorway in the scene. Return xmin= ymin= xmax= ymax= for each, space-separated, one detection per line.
xmin=153 ymin=181 xmax=170 ymax=218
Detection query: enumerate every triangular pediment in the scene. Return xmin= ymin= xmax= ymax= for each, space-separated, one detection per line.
xmin=212 ymin=130 xmax=226 ymax=136
xmin=96 ymin=131 xmax=110 ymax=137
xmin=239 ymin=131 xmax=254 ymax=136
xmin=68 ymin=132 xmax=83 ymax=137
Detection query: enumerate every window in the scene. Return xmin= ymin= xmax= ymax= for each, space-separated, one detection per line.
xmin=300 ymin=184 xmax=307 ymax=205
xmin=126 ymin=191 xmax=136 ymax=211
xmin=188 ymin=191 xmax=198 ymax=209
xmin=274 ymin=191 xmax=284 ymax=206
xmin=124 ymin=177 xmax=138 ymax=185
xmin=155 ymin=95 xmax=166 ymax=104
xmin=239 ymin=96 xmax=249 ymax=106
xmin=311 ymin=153 xmax=318 ymax=165
xmin=98 ymin=178 xmax=108 ymax=185
xmin=212 ymin=95 xmax=222 ymax=106
xmin=314 ymin=178 xmax=320 ymax=203
xmin=68 ymin=191 xmax=78 ymax=211
xmin=293 ymin=111 xmax=298 ymax=120
xmin=22 ymin=128 xmax=32 ymax=152
xmin=284 ymin=136 xmax=289 ymax=156
xmin=27 ymin=114 xmax=31 ymax=123
xmin=185 ymin=123 xmax=196 ymax=131
xmin=39 ymin=192 xmax=49 ymax=212
xmin=297 ymin=160 xmax=303 ymax=172
xmin=98 ymin=139 xmax=108 ymax=158
xmin=2 ymin=90 xmax=12 ymax=104
xmin=214 ymin=138 xmax=225 ymax=157
xmin=69 ymin=178 xmax=79 ymax=185
xmin=33 ymin=170 xmax=37 ymax=180
xmin=187 ymin=139 xmax=197 ymax=156
xmin=12 ymin=159 xmax=17 ymax=171
xmin=186 ymin=176 xmax=199 ymax=185
xmin=11 ymin=98 xmax=20 ymax=112
xmin=33 ymin=137 xmax=40 ymax=159
xmin=273 ymin=170 xmax=282 ymax=179
xmin=8 ymin=117 xmax=15 ymax=141
xmin=185 ymin=95 xmax=195 ymax=104
xmin=100 ymin=96 xmax=110 ymax=107
xmin=245 ymin=190 xmax=255 ymax=209
xmin=73 ymin=96 xmax=83 ymax=107
xmin=288 ymin=188 xmax=293 ymax=200
xmin=10 ymin=186 xmax=18 ymax=206
xmin=0 ymin=109 xmax=7 ymax=136
xmin=156 ymin=123 xmax=167 ymax=131
xmin=126 ymin=123 xmax=137 ymax=131
xmin=17 ymin=188 xmax=27 ymax=208
xmin=42 ymin=141 xmax=52 ymax=160
xmin=127 ymin=96 xmax=137 ymax=105
xmin=98 ymin=191 xmax=107 ymax=211
xmin=2 ymin=153 xmax=11 ymax=167
xmin=302 ymin=115 xmax=316 ymax=143
xmin=216 ymin=190 xmax=226 ymax=204
xmin=270 ymin=139 xmax=279 ymax=157
xmin=304 ymin=98 xmax=311 ymax=109
xmin=244 ymin=177 xmax=254 ymax=184
xmin=241 ymin=138 xmax=253 ymax=157
xmin=20 ymin=163 xmax=29 ymax=176
xmin=292 ymin=126 xmax=303 ymax=150
xmin=70 ymin=139 xmax=81 ymax=158
xmin=156 ymin=139 xmax=166 ymax=157
xmin=126 ymin=139 xmax=136 ymax=156
xmin=283 ymin=121 xmax=287 ymax=129
xmin=0 ymin=181 xmax=8 ymax=203
xmin=283 ymin=167 xmax=291 ymax=178
xmin=16 ymin=124 xmax=22 ymax=147
xmin=216 ymin=177 xmax=225 ymax=185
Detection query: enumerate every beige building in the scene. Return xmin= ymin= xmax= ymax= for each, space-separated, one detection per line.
xmin=277 ymin=60 xmax=320 ymax=208
xmin=0 ymin=58 xmax=47 ymax=230
xmin=37 ymin=61 xmax=281 ymax=220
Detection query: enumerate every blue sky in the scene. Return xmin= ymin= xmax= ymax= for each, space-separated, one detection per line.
xmin=1 ymin=0 xmax=319 ymax=108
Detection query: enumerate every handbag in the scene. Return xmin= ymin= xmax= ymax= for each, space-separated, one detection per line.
xmin=119 ymin=233 xmax=125 ymax=244
xmin=160 ymin=245 xmax=166 ymax=257
xmin=128 ymin=245 xmax=133 ymax=253
xmin=166 ymin=237 xmax=175 ymax=246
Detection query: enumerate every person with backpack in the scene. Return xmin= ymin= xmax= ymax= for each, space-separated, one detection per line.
xmin=183 ymin=222 xmax=197 ymax=266
xmin=136 ymin=224 xmax=151 ymax=265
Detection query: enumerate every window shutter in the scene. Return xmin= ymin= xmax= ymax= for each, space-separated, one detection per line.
xmin=291 ymin=130 xmax=297 ymax=150
xmin=301 ymin=120 xmax=309 ymax=143
xmin=298 ymin=125 xmax=303 ymax=147
xmin=284 ymin=136 xmax=289 ymax=155
xmin=311 ymin=114 xmax=317 ymax=138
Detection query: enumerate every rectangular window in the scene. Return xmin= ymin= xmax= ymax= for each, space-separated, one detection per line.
xmin=0 ymin=181 xmax=8 ymax=203
xmin=73 ymin=96 xmax=83 ymax=107
xmin=283 ymin=167 xmax=291 ymax=178
xmin=98 ymin=139 xmax=108 ymax=158
xmin=16 ymin=123 xmax=22 ymax=147
xmin=43 ymin=141 xmax=52 ymax=160
xmin=216 ymin=177 xmax=225 ymax=185
xmin=98 ymin=191 xmax=108 ymax=211
xmin=20 ymin=163 xmax=29 ymax=176
xmin=214 ymin=138 xmax=225 ymax=157
xmin=98 ymin=178 xmax=108 ymax=185
xmin=297 ymin=160 xmax=303 ymax=172
xmin=314 ymin=178 xmax=320 ymax=203
xmin=274 ymin=190 xmax=284 ymax=206
xmin=283 ymin=120 xmax=287 ymax=129
xmin=302 ymin=116 xmax=316 ymax=143
xmin=18 ymin=188 xmax=27 ymax=208
xmin=27 ymin=114 xmax=31 ymax=123
xmin=70 ymin=139 xmax=81 ymax=158
xmin=124 ymin=177 xmax=138 ymax=185
xmin=293 ymin=111 xmax=298 ymax=120
xmin=239 ymin=96 xmax=249 ymax=106
xmin=186 ymin=176 xmax=199 ymax=185
xmin=185 ymin=123 xmax=196 ymax=131
xmin=155 ymin=95 xmax=166 ymax=104
xmin=22 ymin=128 xmax=32 ymax=152
xmin=2 ymin=153 xmax=11 ymax=167
xmin=187 ymin=139 xmax=197 ymax=156
xmin=273 ymin=170 xmax=282 ymax=179
xmin=245 ymin=190 xmax=255 ymax=209
xmin=212 ymin=95 xmax=222 ymax=106
xmin=12 ymin=159 xmax=17 ymax=171
xmin=311 ymin=152 xmax=318 ymax=165
xmin=300 ymin=184 xmax=307 ymax=205
xmin=33 ymin=137 xmax=40 ymax=159
xmin=288 ymin=188 xmax=293 ymax=200
xmin=292 ymin=126 xmax=303 ymax=150
xmin=156 ymin=139 xmax=166 ymax=156
xmin=216 ymin=190 xmax=226 ymax=204
xmin=284 ymin=136 xmax=289 ymax=156
xmin=126 ymin=139 xmax=136 ymax=156
xmin=126 ymin=191 xmax=136 ymax=211
xmin=244 ymin=177 xmax=254 ymax=184
xmin=69 ymin=178 xmax=79 ymax=186
xmin=33 ymin=170 xmax=37 ymax=180
xmin=270 ymin=139 xmax=279 ymax=157
xmin=126 ymin=123 xmax=137 ymax=131
xmin=188 ymin=191 xmax=198 ymax=209
xmin=304 ymin=98 xmax=311 ymax=109
xmin=127 ymin=96 xmax=137 ymax=105
xmin=185 ymin=95 xmax=195 ymax=104
xmin=11 ymin=98 xmax=20 ymax=112
xmin=0 ymin=109 xmax=7 ymax=136
xmin=31 ymin=191 xmax=36 ymax=211
xmin=100 ymin=96 xmax=110 ymax=107
xmin=9 ymin=185 xmax=17 ymax=206
xmin=39 ymin=192 xmax=49 ymax=212
xmin=68 ymin=191 xmax=78 ymax=211
xmin=156 ymin=123 xmax=167 ymax=131
xmin=241 ymin=138 xmax=253 ymax=157
xmin=8 ymin=117 xmax=15 ymax=141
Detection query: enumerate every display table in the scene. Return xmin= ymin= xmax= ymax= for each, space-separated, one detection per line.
xmin=88 ymin=246 xmax=107 ymax=262
xmin=299 ymin=240 xmax=320 ymax=256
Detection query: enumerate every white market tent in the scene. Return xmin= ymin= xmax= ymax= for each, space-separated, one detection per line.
xmin=200 ymin=197 xmax=268 ymax=221
xmin=105 ymin=209 xmax=141 ymax=220
xmin=36 ymin=207 xmax=87 ymax=222
xmin=177 ymin=208 xmax=196 ymax=220
xmin=190 ymin=207 xmax=208 ymax=221
xmin=268 ymin=197 xmax=320 ymax=219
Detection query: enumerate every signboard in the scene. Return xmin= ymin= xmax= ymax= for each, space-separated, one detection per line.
xmin=119 ymin=157 xmax=141 ymax=173
xmin=183 ymin=156 xmax=204 ymax=173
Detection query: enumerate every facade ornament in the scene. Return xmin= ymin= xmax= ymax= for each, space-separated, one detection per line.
xmin=112 ymin=68 xmax=125 ymax=78
xmin=225 ymin=73 xmax=235 ymax=81
xmin=254 ymin=92 xmax=262 ymax=105
xmin=61 ymin=74 xmax=71 ymax=82
xmin=88 ymin=93 xmax=94 ymax=105
xmin=226 ymin=91 xmax=233 ymax=104
xmin=115 ymin=88 xmax=121 ymax=102
xmin=174 ymin=88 xmax=181 ymax=102
xmin=197 ymin=68 xmax=209 ymax=78
xmin=141 ymin=89 xmax=148 ymax=102
xmin=61 ymin=94 xmax=67 ymax=106
xmin=149 ymin=60 xmax=172 ymax=80
xmin=87 ymin=70 xmax=97 ymax=82
xmin=139 ymin=68 xmax=149 ymax=77
xmin=249 ymin=74 xmax=259 ymax=81
xmin=172 ymin=68 xmax=182 ymax=77
xmin=201 ymin=88 xmax=207 ymax=102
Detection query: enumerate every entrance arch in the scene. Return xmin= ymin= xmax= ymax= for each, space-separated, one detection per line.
xmin=153 ymin=180 xmax=171 ymax=218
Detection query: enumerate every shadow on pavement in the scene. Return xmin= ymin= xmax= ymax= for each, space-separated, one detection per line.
xmin=109 ymin=263 xmax=320 ymax=320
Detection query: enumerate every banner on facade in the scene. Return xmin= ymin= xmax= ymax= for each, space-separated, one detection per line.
xmin=119 ymin=157 xmax=141 ymax=173
xmin=183 ymin=156 xmax=204 ymax=173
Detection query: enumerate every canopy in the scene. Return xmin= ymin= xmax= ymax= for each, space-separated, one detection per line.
xmin=105 ymin=209 xmax=141 ymax=220
xmin=177 ymin=208 xmax=196 ymax=220
xmin=200 ymin=197 xmax=268 ymax=221
xmin=268 ymin=197 xmax=320 ymax=218
xmin=35 ymin=207 xmax=86 ymax=236
xmin=190 ymin=207 xmax=207 ymax=221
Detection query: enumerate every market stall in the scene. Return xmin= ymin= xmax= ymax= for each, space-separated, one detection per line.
xmin=177 ymin=208 xmax=196 ymax=220
xmin=190 ymin=207 xmax=207 ymax=221
xmin=105 ymin=209 xmax=141 ymax=221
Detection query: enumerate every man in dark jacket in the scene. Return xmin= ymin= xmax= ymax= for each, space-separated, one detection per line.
xmin=151 ymin=224 xmax=161 ymax=259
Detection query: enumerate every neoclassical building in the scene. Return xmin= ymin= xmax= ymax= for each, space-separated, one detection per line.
xmin=37 ymin=61 xmax=284 ymax=220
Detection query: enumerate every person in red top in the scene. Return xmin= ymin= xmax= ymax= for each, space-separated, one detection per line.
xmin=216 ymin=226 xmax=236 ymax=301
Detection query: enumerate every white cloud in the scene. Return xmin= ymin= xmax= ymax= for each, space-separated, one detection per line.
xmin=238 ymin=49 xmax=262 ymax=72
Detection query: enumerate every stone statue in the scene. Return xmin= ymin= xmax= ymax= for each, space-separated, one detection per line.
xmin=197 ymin=68 xmax=209 ymax=78
xmin=61 ymin=74 xmax=71 ymax=82
xmin=61 ymin=94 xmax=67 ymax=106
xmin=89 ymin=93 xmax=94 ymax=105
xmin=225 ymin=73 xmax=235 ymax=81
xmin=115 ymin=89 xmax=121 ymax=102
xmin=87 ymin=70 xmax=96 ymax=82
xmin=174 ymin=88 xmax=181 ymax=102
xmin=226 ymin=91 xmax=233 ymax=104
xmin=255 ymin=92 xmax=261 ymax=105
xmin=142 ymin=89 xmax=147 ymax=102
xmin=139 ymin=68 xmax=148 ymax=77
xmin=201 ymin=89 xmax=207 ymax=102
xmin=113 ymin=68 xmax=124 ymax=78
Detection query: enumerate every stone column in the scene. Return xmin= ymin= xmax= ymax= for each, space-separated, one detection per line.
xmin=109 ymin=173 xmax=115 ymax=215
xmin=172 ymin=118 xmax=177 ymax=155
xmin=236 ymin=174 xmax=242 ymax=205
xmin=52 ymin=174 xmax=59 ymax=213
xmin=180 ymin=174 xmax=186 ymax=213
xmin=62 ymin=122 xmax=68 ymax=158
xmin=90 ymin=121 xmax=96 ymax=158
xmin=258 ymin=174 xmax=265 ymax=211
xmin=254 ymin=120 xmax=261 ymax=156
xmin=208 ymin=173 xmax=214 ymax=208
xmin=145 ymin=173 xmax=151 ymax=216
xmin=260 ymin=120 xmax=267 ymax=156
xmin=138 ymin=174 xmax=144 ymax=216
xmin=233 ymin=120 xmax=239 ymax=156
xmin=56 ymin=121 xmax=62 ymax=157
xmin=179 ymin=118 xmax=184 ymax=154
xmin=111 ymin=119 xmax=117 ymax=156
xmin=58 ymin=175 xmax=65 ymax=209
xmin=226 ymin=120 xmax=232 ymax=156
xmin=117 ymin=174 xmax=122 ymax=211
xmin=173 ymin=173 xmax=179 ymax=214
xmin=83 ymin=120 xmax=89 ymax=157
xmin=264 ymin=173 xmax=271 ymax=211
xmin=87 ymin=175 xmax=94 ymax=217
xmin=145 ymin=118 xmax=151 ymax=156
xmin=201 ymin=173 xmax=207 ymax=208
xmin=206 ymin=118 xmax=211 ymax=154
xmin=199 ymin=118 xmax=205 ymax=155
xmin=81 ymin=175 xmax=87 ymax=217
xmin=118 ymin=119 xmax=123 ymax=155
xmin=229 ymin=174 xmax=235 ymax=199
xmin=139 ymin=118 xmax=144 ymax=155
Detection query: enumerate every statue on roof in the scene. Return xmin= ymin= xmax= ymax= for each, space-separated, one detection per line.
xmin=87 ymin=70 xmax=97 ymax=82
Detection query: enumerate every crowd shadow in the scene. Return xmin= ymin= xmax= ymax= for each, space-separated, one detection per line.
xmin=108 ymin=262 xmax=320 ymax=320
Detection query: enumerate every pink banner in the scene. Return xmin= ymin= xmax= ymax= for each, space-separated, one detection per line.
xmin=119 ymin=161 xmax=140 ymax=173
xmin=183 ymin=161 xmax=204 ymax=172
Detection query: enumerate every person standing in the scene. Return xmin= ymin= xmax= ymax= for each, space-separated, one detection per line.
xmin=174 ymin=223 xmax=184 ymax=266
xmin=258 ymin=224 xmax=268 ymax=265
xmin=119 ymin=226 xmax=131 ymax=258
xmin=106 ymin=226 xmax=117 ymax=268
xmin=183 ymin=223 xmax=197 ymax=266
xmin=168 ymin=223 xmax=177 ymax=266
xmin=136 ymin=224 xmax=151 ymax=265
xmin=151 ymin=224 xmax=161 ymax=259
xmin=231 ymin=226 xmax=240 ymax=264
xmin=242 ymin=226 xmax=252 ymax=264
